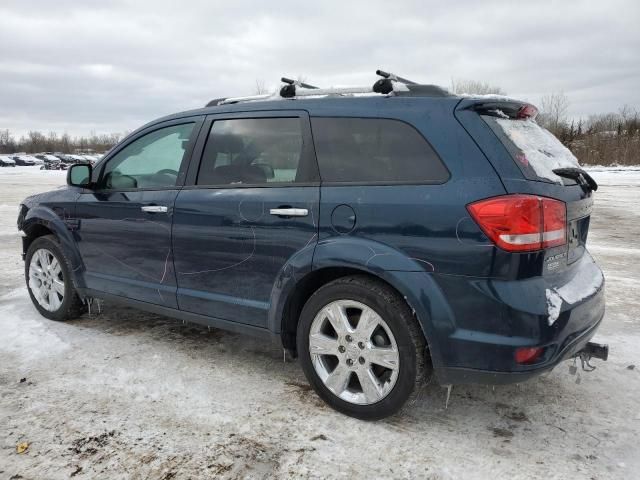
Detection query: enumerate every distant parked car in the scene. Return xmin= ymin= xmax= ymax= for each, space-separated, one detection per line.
xmin=12 ymin=154 xmax=40 ymax=166
xmin=35 ymin=153 xmax=61 ymax=162
xmin=53 ymin=154 xmax=74 ymax=165
xmin=40 ymin=158 xmax=65 ymax=171
xmin=68 ymin=154 xmax=90 ymax=164
xmin=0 ymin=155 xmax=16 ymax=167
xmin=36 ymin=154 xmax=67 ymax=170
xmin=53 ymin=154 xmax=86 ymax=166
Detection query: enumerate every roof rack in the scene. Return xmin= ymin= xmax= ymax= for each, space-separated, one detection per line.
xmin=211 ymin=69 xmax=446 ymax=106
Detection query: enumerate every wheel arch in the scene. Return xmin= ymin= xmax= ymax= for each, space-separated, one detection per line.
xmin=21 ymin=207 xmax=86 ymax=289
xmin=276 ymin=263 xmax=448 ymax=371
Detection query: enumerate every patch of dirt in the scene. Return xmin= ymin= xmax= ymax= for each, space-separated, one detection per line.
xmin=206 ymin=434 xmax=282 ymax=479
xmin=285 ymin=380 xmax=326 ymax=408
xmin=495 ymin=403 xmax=529 ymax=422
xmin=489 ymin=427 xmax=514 ymax=438
xmin=69 ymin=430 xmax=118 ymax=457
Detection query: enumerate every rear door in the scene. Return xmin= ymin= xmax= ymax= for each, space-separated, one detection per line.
xmin=172 ymin=111 xmax=320 ymax=328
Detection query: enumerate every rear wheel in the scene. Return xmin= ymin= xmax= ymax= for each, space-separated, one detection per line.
xmin=25 ymin=235 xmax=86 ymax=321
xmin=297 ymin=275 xmax=426 ymax=420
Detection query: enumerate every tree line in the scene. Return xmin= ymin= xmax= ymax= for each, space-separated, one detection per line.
xmin=2 ymin=82 xmax=639 ymax=166
xmin=536 ymin=95 xmax=639 ymax=166
xmin=0 ymin=130 xmax=124 ymax=155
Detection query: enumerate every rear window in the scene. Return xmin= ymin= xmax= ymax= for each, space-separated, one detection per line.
xmin=482 ymin=116 xmax=580 ymax=184
xmin=311 ymin=117 xmax=449 ymax=184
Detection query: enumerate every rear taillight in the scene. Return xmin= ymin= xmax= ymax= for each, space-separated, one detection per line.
xmin=467 ymin=195 xmax=566 ymax=252
xmin=515 ymin=346 xmax=544 ymax=364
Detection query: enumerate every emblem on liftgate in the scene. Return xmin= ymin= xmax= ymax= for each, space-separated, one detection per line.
xmin=546 ymin=252 xmax=567 ymax=271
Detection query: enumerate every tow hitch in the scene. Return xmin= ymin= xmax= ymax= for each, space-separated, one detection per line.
xmin=571 ymin=341 xmax=609 ymax=374
xmin=580 ymin=341 xmax=609 ymax=362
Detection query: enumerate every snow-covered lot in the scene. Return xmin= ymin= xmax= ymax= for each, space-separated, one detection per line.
xmin=0 ymin=166 xmax=638 ymax=479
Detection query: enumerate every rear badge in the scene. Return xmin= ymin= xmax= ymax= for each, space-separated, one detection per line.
xmin=546 ymin=252 xmax=567 ymax=271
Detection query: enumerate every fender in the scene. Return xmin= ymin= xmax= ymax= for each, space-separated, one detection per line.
xmin=268 ymin=235 xmax=457 ymax=371
xmin=267 ymin=240 xmax=317 ymax=335
xmin=22 ymin=204 xmax=87 ymax=289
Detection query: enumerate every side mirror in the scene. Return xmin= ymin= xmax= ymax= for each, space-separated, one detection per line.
xmin=67 ymin=163 xmax=92 ymax=188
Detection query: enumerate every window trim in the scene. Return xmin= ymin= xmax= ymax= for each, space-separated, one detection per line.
xmin=184 ymin=110 xmax=320 ymax=188
xmin=309 ymin=115 xmax=451 ymax=186
xmin=91 ymin=117 xmax=204 ymax=193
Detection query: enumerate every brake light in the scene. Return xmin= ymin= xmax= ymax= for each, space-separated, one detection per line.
xmin=515 ymin=346 xmax=544 ymax=364
xmin=517 ymin=104 xmax=538 ymax=119
xmin=467 ymin=195 xmax=566 ymax=252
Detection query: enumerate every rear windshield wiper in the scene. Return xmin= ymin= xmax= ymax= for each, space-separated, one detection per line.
xmin=552 ymin=167 xmax=598 ymax=192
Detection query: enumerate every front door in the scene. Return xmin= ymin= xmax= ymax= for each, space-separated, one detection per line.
xmin=172 ymin=112 xmax=320 ymax=328
xmin=75 ymin=119 xmax=201 ymax=307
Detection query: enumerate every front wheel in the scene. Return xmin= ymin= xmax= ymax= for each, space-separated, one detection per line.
xmin=297 ymin=275 xmax=426 ymax=420
xmin=25 ymin=235 xmax=86 ymax=321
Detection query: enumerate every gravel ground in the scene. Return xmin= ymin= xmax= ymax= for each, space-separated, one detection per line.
xmin=0 ymin=166 xmax=638 ymax=479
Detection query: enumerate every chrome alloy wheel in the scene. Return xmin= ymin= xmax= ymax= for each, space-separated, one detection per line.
xmin=308 ymin=300 xmax=400 ymax=405
xmin=28 ymin=248 xmax=65 ymax=312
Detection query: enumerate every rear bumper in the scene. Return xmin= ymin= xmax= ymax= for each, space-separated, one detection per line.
xmin=428 ymin=253 xmax=606 ymax=385
xmin=435 ymin=310 xmax=604 ymax=384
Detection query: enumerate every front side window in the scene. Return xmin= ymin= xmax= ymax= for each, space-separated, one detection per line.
xmin=311 ymin=117 xmax=449 ymax=183
xmin=197 ymin=117 xmax=311 ymax=186
xmin=101 ymin=123 xmax=194 ymax=190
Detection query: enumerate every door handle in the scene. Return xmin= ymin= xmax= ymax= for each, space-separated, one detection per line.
xmin=269 ymin=208 xmax=309 ymax=217
xmin=141 ymin=205 xmax=168 ymax=213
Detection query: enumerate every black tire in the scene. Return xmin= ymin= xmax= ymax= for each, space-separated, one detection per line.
xmin=296 ymin=275 xmax=426 ymax=420
xmin=25 ymin=235 xmax=86 ymax=321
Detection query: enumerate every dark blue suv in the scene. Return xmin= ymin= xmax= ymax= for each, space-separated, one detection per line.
xmin=17 ymin=75 xmax=606 ymax=419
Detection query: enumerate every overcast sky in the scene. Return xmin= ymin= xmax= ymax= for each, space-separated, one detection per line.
xmin=1 ymin=0 xmax=638 ymax=137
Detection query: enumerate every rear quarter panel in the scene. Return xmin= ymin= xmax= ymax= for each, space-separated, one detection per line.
xmin=311 ymin=98 xmax=508 ymax=371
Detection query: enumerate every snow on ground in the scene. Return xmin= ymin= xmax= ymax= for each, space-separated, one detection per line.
xmin=0 ymin=166 xmax=639 ymax=479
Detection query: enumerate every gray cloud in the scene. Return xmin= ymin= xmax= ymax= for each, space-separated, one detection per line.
xmin=1 ymin=0 xmax=638 ymax=136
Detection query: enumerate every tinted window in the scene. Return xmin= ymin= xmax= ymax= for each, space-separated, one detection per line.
xmin=197 ymin=117 xmax=312 ymax=185
xmin=311 ymin=117 xmax=449 ymax=183
xmin=101 ymin=123 xmax=194 ymax=190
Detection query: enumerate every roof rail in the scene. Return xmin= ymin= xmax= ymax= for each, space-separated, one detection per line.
xmin=208 ymin=69 xmax=446 ymax=107
xmin=217 ymin=94 xmax=274 ymax=105
xmin=375 ymin=70 xmax=418 ymax=85
xmin=281 ymin=77 xmax=318 ymax=89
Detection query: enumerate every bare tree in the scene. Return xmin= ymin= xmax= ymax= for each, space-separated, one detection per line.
xmin=0 ymin=129 xmax=15 ymax=153
xmin=538 ymin=92 xmax=570 ymax=134
xmin=254 ymin=78 xmax=268 ymax=95
xmin=450 ymin=79 xmax=506 ymax=95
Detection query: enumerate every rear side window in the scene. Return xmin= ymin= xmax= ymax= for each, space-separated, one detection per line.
xmin=482 ymin=116 xmax=581 ymax=184
xmin=311 ymin=117 xmax=449 ymax=184
xmin=197 ymin=117 xmax=315 ymax=186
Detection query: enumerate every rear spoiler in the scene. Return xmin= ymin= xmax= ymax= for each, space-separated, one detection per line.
xmin=456 ymin=98 xmax=538 ymax=120
xmin=467 ymin=101 xmax=538 ymax=120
